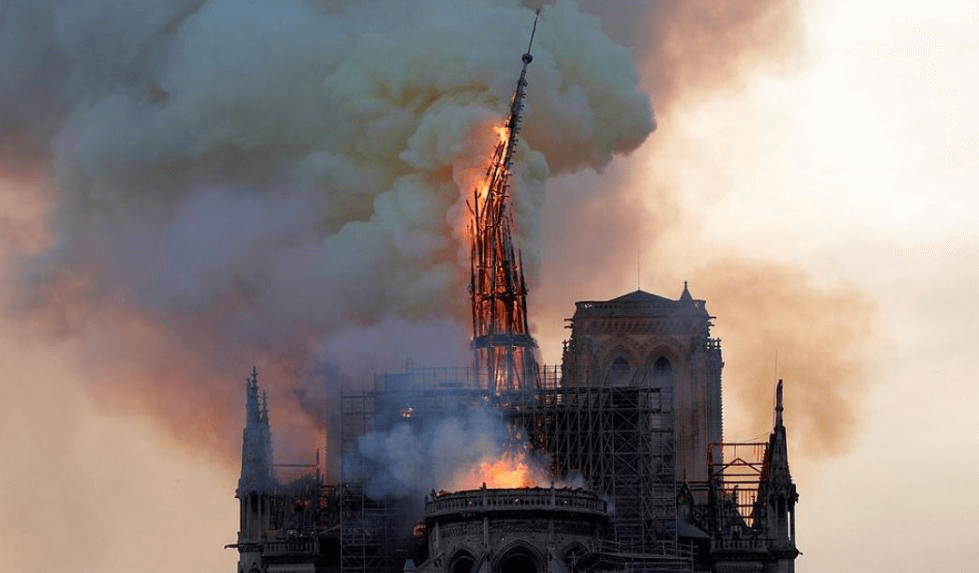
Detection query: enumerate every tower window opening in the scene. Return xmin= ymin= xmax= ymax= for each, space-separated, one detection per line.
xmin=609 ymin=356 xmax=631 ymax=387
xmin=652 ymin=356 xmax=673 ymax=389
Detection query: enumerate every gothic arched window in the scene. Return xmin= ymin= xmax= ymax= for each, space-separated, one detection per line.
xmin=652 ymin=357 xmax=673 ymax=389
xmin=609 ymin=356 xmax=631 ymax=386
xmin=499 ymin=548 xmax=538 ymax=573
xmin=450 ymin=550 xmax=476 ymax=573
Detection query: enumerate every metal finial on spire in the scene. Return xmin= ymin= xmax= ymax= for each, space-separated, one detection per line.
xmin=523 ymin=9 xmax=540 ymax=63
xmin=500 ymin=9 xmax=539 ymax=173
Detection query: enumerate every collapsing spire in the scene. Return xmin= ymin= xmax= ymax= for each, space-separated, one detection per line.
xmin=468 ymin=10 xmax=541 ymax=396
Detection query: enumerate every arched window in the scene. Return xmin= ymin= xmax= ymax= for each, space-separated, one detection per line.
xmin=450 ymin=550 xmax=476 ymax=573
xmin=498 ymin=548 xmax=538 ymax=573
xmin=652 ymin=357 xmax=673 ymax=389
xmin=608 ymin=356 xmax=631 ymax=387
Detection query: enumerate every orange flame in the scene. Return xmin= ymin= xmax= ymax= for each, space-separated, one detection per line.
xmin=450 ymin=450 xmax=550 ymax=490
xmin=494 ymin=124 xmax=508 ymax=145
xmin=458 ymin=122 xmax=508 ymax=240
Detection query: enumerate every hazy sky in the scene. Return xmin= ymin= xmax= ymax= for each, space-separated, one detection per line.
xmin=623 ymin=1 xmax=977 ymax=570
xmin=1 ymin=1 xmax=977 ymax=572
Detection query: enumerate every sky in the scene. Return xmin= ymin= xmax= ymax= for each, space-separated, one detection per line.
xmin=1 ymin=1 xmax=978 ymax=572
xmin=616 ymin=1 xmax=977 ymax=570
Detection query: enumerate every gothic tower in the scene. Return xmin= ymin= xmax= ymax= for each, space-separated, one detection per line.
xmin=758 ymin=380 xmax=799 ymax=573
xmin=561 ymin=283 xmax=724 ymax=483
xmin=236 ymin=367 xmax=275 ymax=573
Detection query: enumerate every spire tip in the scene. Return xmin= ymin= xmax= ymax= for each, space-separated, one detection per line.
xmin=775 ymin=379 xmax=784 ymax=427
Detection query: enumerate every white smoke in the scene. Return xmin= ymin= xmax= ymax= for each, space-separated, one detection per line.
xmin=1 ymin=0 xmax=653 ymax=451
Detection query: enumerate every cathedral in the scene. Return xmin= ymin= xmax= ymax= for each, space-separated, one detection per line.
xmin=228 ymin=13 xmax=798 ymax=573
xmin=230 ymin=285 xmax=799 ymax=573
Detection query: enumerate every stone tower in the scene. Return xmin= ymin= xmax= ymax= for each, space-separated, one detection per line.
xmin=561 ymin=284 xmax=724 ymax=483
xmin=236 ymin=367 xmax=275 ymax=573
xmin=758 ymin=380 xmax=799 ymax=573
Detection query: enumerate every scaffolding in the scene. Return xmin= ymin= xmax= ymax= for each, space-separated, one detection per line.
xmin=701 ymin=442 xmax=769 ymax=534
xmin=337 ymin=484 xmax=404 ymax=573
xmin=339 ymin=366 xmax=684 ymax=568
xmin=338 ymin=392 xmax=407 ymax=573
xmin=510 ymin=386 xmax=678 ymax=555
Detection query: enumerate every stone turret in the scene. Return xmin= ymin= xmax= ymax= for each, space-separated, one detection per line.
xmin=758 ymin=380 xmax=800 ymax=573
xmin=239 ymin=366 xmax=274 ymax=493
xmin=236 ymin=367 xmax=276 ymax=573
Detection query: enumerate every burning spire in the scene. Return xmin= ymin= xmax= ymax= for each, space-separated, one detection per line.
xmin=468 ymin=10 xmax=541 ymax=396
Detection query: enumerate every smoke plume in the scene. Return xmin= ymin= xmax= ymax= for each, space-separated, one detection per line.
xmin=532 ymin=0 xmax=878 ymax=460
xmin=1 ymin=0 xmax=878 ymax=470
xmin=639 ymin=0 xmax=804 ymax=112
xmin=691 ymin=260 xmax=877 ymax=456
xmin=641 ymin=0 xmax=878 ymax=457
xmin=350 ymin=405 xmax=552 ymax=500
xmin=0 ymin=0 xmax=652 ymax=464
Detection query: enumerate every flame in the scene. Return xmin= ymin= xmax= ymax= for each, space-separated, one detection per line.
xmin=450 ymin=449 xmax=549 ymax=490
xmin=494 ymin=124 xmax=508 ymax=145
xmin=475 ymin=179 xmax=491 ymax=204
xmin=477 ymin=456 xmax=533 ymax=488
xmin=479 ymin=124 xmax=508 ymax=203
xmin=458 ymin=122 xmax=508 ymax=240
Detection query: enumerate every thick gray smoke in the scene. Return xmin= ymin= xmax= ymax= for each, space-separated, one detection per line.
xmin=0 ymin=0 xmax=653 ymax=460
xmin=349 ymin=406 xmax=550 ymax=499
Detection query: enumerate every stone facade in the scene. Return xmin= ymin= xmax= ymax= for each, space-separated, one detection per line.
xmin=418 ymin=487 xmax=609 ymax=573
xmin=561 ymin=287 xmax=723 ymax=483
